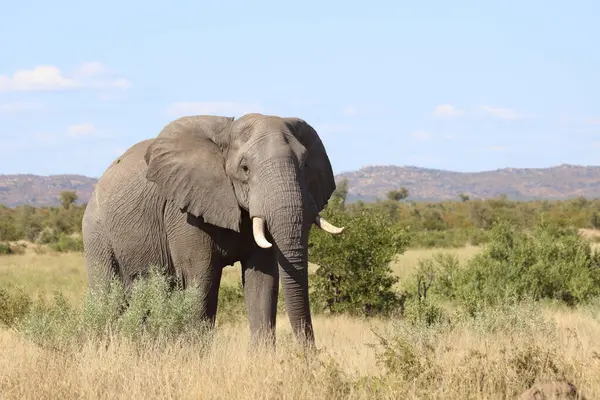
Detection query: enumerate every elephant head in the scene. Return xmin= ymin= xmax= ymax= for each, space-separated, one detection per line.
xmin=143 ymin=113 xmax=344 ymax=345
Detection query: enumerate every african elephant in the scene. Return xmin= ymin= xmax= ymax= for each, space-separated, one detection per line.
xmin=82 ymin=113 xmax=344 ymax=347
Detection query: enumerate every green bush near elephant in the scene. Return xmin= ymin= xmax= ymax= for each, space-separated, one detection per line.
xmin=6 ymin=266 xmax=236 ymax=351
xmin=308 ymin=200 xmax=411 ymax=317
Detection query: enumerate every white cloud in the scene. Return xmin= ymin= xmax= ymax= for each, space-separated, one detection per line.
xmin=433 ymin=104 xmax=464 ymax=118
xmin=67 ymin=123 xmax=96 ymax=137
xmin=410 ymin=131 xmax=432 ymax=141
xmin=480 ymin=105 xmax=520 ymax=120
xmin=0 ymin=101 xmax=43 ymax=115
xmin=165 ymin=101 xmax=263 ymax=117
xmin=0 ymin=66 xmax=76 ymax=92
xmin=0 ymin=62 xmax=131 ymax=92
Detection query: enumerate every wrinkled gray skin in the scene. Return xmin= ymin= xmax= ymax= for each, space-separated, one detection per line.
xmin=82 ymin=113 xmax=344 ymax=347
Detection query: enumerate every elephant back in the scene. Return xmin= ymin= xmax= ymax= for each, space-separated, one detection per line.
xmin=156 ymin=115 xmax=234 ymax=144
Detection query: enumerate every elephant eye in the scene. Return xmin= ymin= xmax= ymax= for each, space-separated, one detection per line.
xmin=241 ymin=165 xmax=249 ymax=173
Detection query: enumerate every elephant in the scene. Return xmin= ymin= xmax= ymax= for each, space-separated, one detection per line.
xmin=82 ymin=113 xmax=345 ymax=348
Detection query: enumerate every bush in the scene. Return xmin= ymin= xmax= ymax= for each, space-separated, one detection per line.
xmin=48 ymin=233 xmax=84 ymax=252
xmin=0 ymin=242 xmax=12 ymax=255
xmin=37 ymin=227 xmax=59 ymax=244
xmin=107 ymin=267 xmax=211 ymax=343
xmin=20 ymin=291 xmax=81 ymax=351
xmin=457 ymin=220 xmax=600 ymax=306
xmin=410 ymin=219 xmax=600 ymax=309
xmin=16 ymin=266 xmax=245 ymax=350
xmin=402 ymin=298 xmax=447 ymax=326
xmin=308 ymin=202 xmax=411 ymax=316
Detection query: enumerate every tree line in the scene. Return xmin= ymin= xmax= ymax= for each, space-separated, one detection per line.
xmin=3 ymin=184 xmax=600 ymax=251
xmin=0 ymin=191 xmax=85 ymax=253
xmin=332 ymin=178 xmax=600 ymax=248
xmin=2 ymin=184 xmax=600 ymax=361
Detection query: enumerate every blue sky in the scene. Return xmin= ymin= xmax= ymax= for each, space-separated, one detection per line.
xmin=0 ymin=0 xmax=599 ymax=177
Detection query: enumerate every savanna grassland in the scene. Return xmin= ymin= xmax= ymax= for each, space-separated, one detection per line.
xmin=2 ymin=190 xmax=600 ymax=399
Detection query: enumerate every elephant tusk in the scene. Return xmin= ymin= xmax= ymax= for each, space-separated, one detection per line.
xmin=252 ymin=217 xmax=273 ymax=248
xmin=314 ymin=215 xmax=345 ymax=235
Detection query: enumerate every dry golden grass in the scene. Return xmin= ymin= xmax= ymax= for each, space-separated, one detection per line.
xmin=0 ymin=316 xmax=380 ymax=399
xmin=1 ymin=246 xmax=599 ymax=399
xmin=1 ymin=304 xmax=599 ymax=399
xmin=0 ymin=251 xmax=87 ymax=303
xmin=0 ymin=246 xmax=482 ymax=305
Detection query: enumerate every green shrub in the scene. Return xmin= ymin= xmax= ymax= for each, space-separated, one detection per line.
xmin=402 ymin=298 xmax=447 ymax=326
xmin=37 ymin=227 xmax=59 ymax=244
xmin=77 ymin=276 xmax=130 ymax=342
xmin=49 ymin=233 xmax=84 ymax=252
xmin=113 ymin=266 xmax=211 ymax=343
xmin=410 ymin=219 xmax=600 ymax=309
xmin=456 ymin=220 xmax=600 ymax=306
xmin=0 ymin=212 xmax=19 ymax=241
xmin=17 ymin=266 xmax=244 ymax=350
xmin=0 ymin=242 xmax=12 ymax=255
xmin=20 ymin=291 xmax=80 ymax=351
xmin=399 ymin=255 xmax=454 ymax=326
xmin=308 ymin=203 xmax=411 ymax=316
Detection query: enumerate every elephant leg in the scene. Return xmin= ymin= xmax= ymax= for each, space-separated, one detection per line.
xmin=82 ymin=199 xmax=121 ymax=292
xmin=241 ymin=248 xmax=279 ymax=347
xmin=194 ymin=264 xmax=224 ymax=328
xmin=171 ymin=255 xmax=224 ymax=328
xmin=172 ymin=250 xmax=224 ymax=329
xmin=165 ymin=206 xmax=226 ymax=328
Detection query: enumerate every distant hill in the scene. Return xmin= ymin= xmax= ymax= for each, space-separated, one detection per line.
xmin=337 ymin=164 xmax=600 ymax=201
xmin=2 ymin=163 xmax=600 ymax=207
xmin=0 ymin=174 xmax=97 ymax=207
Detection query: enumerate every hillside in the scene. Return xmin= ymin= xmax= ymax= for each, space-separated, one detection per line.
xmin=0 ymin=174 xmax=97 ymax=207
xmin=338 ymin=164 xmax=600 ymax=201
xmin=3 ymin=163 xmax=600 ymax=207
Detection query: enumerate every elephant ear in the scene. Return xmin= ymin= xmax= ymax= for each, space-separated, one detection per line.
xmin=144 ymin=116 xmax=241 ymax=232
xmin=283 ymin=117 xmax=336 ymax=212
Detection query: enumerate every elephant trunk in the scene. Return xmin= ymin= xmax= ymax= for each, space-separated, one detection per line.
xmin=250 ymin=157 xmax=316 ymax=346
